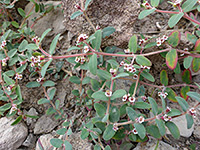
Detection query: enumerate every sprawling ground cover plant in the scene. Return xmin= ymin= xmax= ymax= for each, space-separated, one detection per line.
xmin=0 ymin=0 xmax=200 ymax=149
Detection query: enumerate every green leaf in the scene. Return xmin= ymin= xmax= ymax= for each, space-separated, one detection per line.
xmin=165 ymin=122 xmax=180 ymax=139
xmin=186 ymin=114 xmax=194 ymax=129
xmin=37 ymin=98 xmax=50 ymax=104
xmin=8 ymin=49 xmax=17 ymax=58
xmin=26 ymin=81 xmax=40 ymax=88
xmin=185 ymin=31 xmax=197 ymax=44
xmin=94 ymin=103 xmax=106 ymax=117
xmin=17 ymin=8 xmax=26 ymax=18
xmin=102 ymin=114 xmax=109 ymax=122
xmin=140 ymin=71 xmax=155 ymax=82
xmin=55 ymin=99 xmax=60 ymax=109
xmin=103 ymin=124 xmax=115 ymax=140
xmin=85 ymin=0 xmax=93 ymax=10
xmin=64 ymin=140 xmax=72 ymax=150
xmin=128 ymin=35 xmax=137 ymax=53
xmin=26 ymin=44 xmax=38 ymax=50
xmin=180 ymin=86 xmax=190 ymax=100
xmin=133 ymin=102 xmax=151 ymax=109
xmin=92 ymin=30 xmax=102 ymax=50
xmin=192 ymin=57 xmax=200 ymax=72
xmin=81 ymin=128 xmax=90 ymax=139
xmin=138 ymin=8 xmax=156 ymax=19
xmin=3 ymin=74 xmax=15 ymax=85
xmin=67 ymin=46 xmax=81 ymax=52
xmin=183 ymin=56 xmax=193 ymax=69
xmin=134 ymin=123 xmax=146 ymax=139
xmin=16 ymin=64 xmax=28 ymax=73
xmin=69 ymin=76 xmax=81 ymax=84
xmin=126 ymin=107 xmax=137 ymax=121
xmin=187 ymin=91 xmax=200 ymax=102
xmin=39 ymin=28 xmax=51 ymax=45
xmin=0 ymin=103 xmax=11 ymax=111
xmin=92 ymin=91 xmax=109 ymax=101
xmin=160 ymin=70 xmax=168 ymax=86
xmin=49 ymin=34 xmax=60 ymax=55
xmin=176 ymin=96 xmax=189 ymax=112
xmin=41 ymin=59 xmax=52 ymax=78
xmin=105 ymin=145 xmax=111 ymax=150
xmin=155 ymin=119 xmax=166 ymax=136
xmin=56 ymin=128 xmax=67 ymax=135
xmin=11 ymin=115 xmax=22 ymax=125
xmin=18 ymin=40 xmax=28 ymax=52
xmin=151 ymin=0 xmax=160 ymax=7
xmin=97 ymin=69 xmax=111 ymax=80
xmin=70 ymin=10 xmax=83 ymax=20
xmin=102 ymin=26 xmax=115 ymax=38
xmin=168 ymin=30 xmax=181 ymax=47
xmin=146 ymin=125 xmax=161 ymax=139
xmin=11 ymin=21 xmax=19 ymax=28
xmin=15 ymin=85 xmax=22 ymax=101
xmin=166 ymin=49 xmax=178 ymax=70
xmin=182 ymin=0 xmax=198 ymax=12
xmin=136 ymin=55 xmax=152 ymax=66
xmin=109 ymin=106 xmax=120 ymax=123
xmin=167 ymin=109 xmax=182 ymax=116
xmin=89 ymin=54 xmax=97 ymax=75
xmin=90 ymin=79 xmax=100 ymax=91
xmin=50 ymin=138 xmax=63 ymax=148
xmin=112 ymin=73 xmax=129 ymax=80
xmin=148 ymin=97 xmax=158 ymax=115
xmin=168 ymin=12 xmax=184 ymax=28
xmin=48 ymin=87 xmax=56 ymax=100
xmin=42 ymin=80 xmax=55 ymax=87
xmin=25 ymin=114 xmax=39 ymax=119
xmin=182 ymin=69 xmax=192 ymax=84
xmin=166 ymin=87 xmax=177 ymax=102
xmin=111 ymin=89 xmax=126 ymax=100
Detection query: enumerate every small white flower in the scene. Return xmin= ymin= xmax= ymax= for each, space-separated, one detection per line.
xmin=124 ymin=63 xmax=129 ymax=70
xmin=84 ymin=46 xmax=90 ymax=53
xmin=113 ymin=123 xmax=118 ymax=131
xmin=120 ymin=61 xmax=124 ymax=66
xmin=77 ymin=34 xmax=88 ymax=43
xmin=156 ymin=38 xmax=162 ymax=46
xmin=124 ymin=49 xmax=130 ymax=54
xmin=189 ymin=108 xmax=196 ymax=118
xmin=162 ymin=114 xmax=172 ymax=122
xmin=15 ymin=73 xmax=23 ymax=80
xmin=122 ymin=94 xmax=128 ymax=102
xmin=133 ymin=74 xmax=138 ymax=80
xmin=136 ymin=116 xmax=145 ymax=124
xmin=166 ymin=106 xmax=171 ymax=113
xmin=7 ymin=86 xmax=11 ymax=91
xmin=10 ymin=104 xmax=17 ymax=114
xmin=132 ymin=128 xmax=138 ymax=134
xmin=36 ymin=78 xmax=43 ymax=83
xmin=105 ymin=90 xmax=112 ymax=97
xmin=128 ymin=97 xmax=135 ymax=103
xmin=75 ymin=57 xmax=80 ymax=63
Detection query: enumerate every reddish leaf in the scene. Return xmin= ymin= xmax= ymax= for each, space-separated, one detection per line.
xmin=160 ymin=70 xmax=168 ymax=86
xmin=168 ymin=31 xmax=181 ymax=47
xmin=182 ymin=69 xmax=192 ymax=84
xmin=166 ymin=49 xmax=178 ymax=70
xmin=185 ymin=31 xmax=197 ymax=44
xmin=166 ymin=87 xmax=177 ymax=102
xmin=194 ymin=39 xmax=200 ymax=53
xmin=192 ymin=57 xmax=200 ymax=72
xmin=180 ymin=86 xmax=190 ymax=101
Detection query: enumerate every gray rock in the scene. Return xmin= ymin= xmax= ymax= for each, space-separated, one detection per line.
xmin=133 ymin=137 xmax=176 ymax=150
xmin=166 ymin=115 xmax=194 ymax=138
xmin=34 ymin=115 xmax=58 ymax=134
xmin=62 ymin=0 xmax=140 ymax=47
xmin=22 ymin=133 xmax=36 ymax=148
xmin=35 ymin=134 xmax=54 ymax=150
xmin=194 ymin=125 xmax=200 ymax=139
xmin=26 ymin=107 xmax=38 ymax=126
xmin=0 ymin=117 xmax=28 ymax=150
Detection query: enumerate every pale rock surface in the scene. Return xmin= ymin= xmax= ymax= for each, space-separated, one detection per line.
xmin=35 ymin=134 xmax=54 ymax=150
xmin=166 ymin=115 xmax=194 ymax=138
xmin=133 ymin=137 xmax=176 ymax=150
xmin=34 ymin=115 xmax=59 ymax=134
xmin=22 ymin=133 xmax=36 ymax=148
xmin=0 ymin=117 xmax=28 ymax=150
xmin=26 ymin=107 xmax=38 ymax=126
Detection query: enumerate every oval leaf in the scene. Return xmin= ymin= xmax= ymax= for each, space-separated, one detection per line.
xmin=166 ymin=49 xmax=178 ymax=70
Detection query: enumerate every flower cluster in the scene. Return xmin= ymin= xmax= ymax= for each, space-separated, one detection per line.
xmin=32 ymin=36 xmax=40 ymax=45
xmin=110 ymin=68 xmax=117 ymax=77
xmin=113 ymin=123 xmax=119 ymax=131
xmin=75 ymin=56 xmax=86 ymax=64
xmin=15 ymin=73 xmax=23 ymax=80
xmin=122 ymin=94 xmax=135 ymax=103
xmin=161 ymin=114 xmax=172 ymax=122
xmin=158 ymin=91 xmax=168 ymax=98
xmin=105 ymin=90 xmax=112 ymax=97
xmin=142 ymin=1 xmax=153 ymax=9
xmin=135 ymin=116 xmax=145 ymax=124
xmin=77 ymin=34 xmax=88 ymax=44
xmin=189 ymin=107 xmax=196 ymax=118
xmin=156 ymin=35 xmax=168 ymax=46
xmin=180 ymin=48 xmax=189 ymax=56
xmin=10 ymin=104 xmax=18 ymax=114
xmin=124 ymin=63 xmax=137 ymax=73
xmin=140 ymin=65 xmax=150 ymax=70
xmin=29 ymin=56 xmax=45 ymax=71
xmin=0 ymin=40 xmax=6 ymax=49
xmin=83 ymin=46 xmax=90 ymax=53
xmin=6 ymin=84 xmax=15 ymax=92
xmin=1 ymin=57 xmax=9 ymax=66
xmin=139 ymin=38 xmax=148 ymax=46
